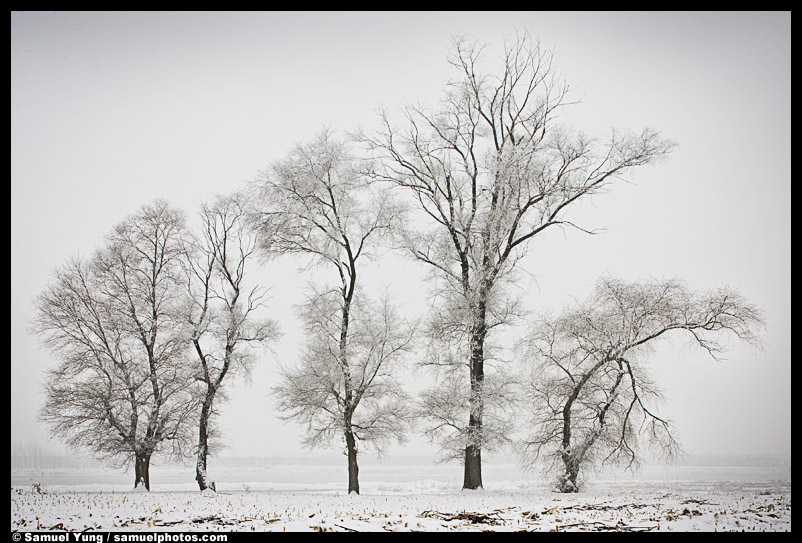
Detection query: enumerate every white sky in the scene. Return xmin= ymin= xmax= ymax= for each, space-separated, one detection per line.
xmin=11 ymin=11 xmax=791 ymax=462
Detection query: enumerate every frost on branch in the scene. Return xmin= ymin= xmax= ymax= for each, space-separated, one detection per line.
xmin=517 ymin=276 xmax=764 ymax=492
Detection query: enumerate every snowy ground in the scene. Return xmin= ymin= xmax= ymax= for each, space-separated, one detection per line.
xmin=11 ymin=462 xmax=791 ymax=532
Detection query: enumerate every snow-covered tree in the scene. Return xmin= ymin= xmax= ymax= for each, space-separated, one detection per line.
xmin=35 ymin=201 xmax=197 ymax=490
xmin=517 ymin=277 xmax=764 ymax=492
xmin=274 ymin=290 xmax=414 ymax=494
xmin=359 ymin=31 xmax=675 ymax=489
xmin=249 ymin=129 xmax=412 ymax=494
xmin=183 ymin=194 xmax=278 ymax=492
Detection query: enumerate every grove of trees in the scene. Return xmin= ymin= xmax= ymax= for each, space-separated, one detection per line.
xmin=32 ymin=32 xmax=764 ymax=493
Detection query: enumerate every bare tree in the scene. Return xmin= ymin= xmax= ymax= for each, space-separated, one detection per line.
xmin=34 ymin=201 xmax=197 ymax=490
xmin=517 ymin=277 xmax=764 ymax=492
xmin=359 ymin=31 xmax=676 ymax=489
xmin=183 ymin=194 xmax=278 ymax=492
xmin=249 ymin=129 xmax=411 ymax=494
xmin=274 ymin=290 xmax=414 ymax=494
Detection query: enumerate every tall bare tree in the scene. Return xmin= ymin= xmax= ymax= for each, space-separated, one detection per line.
xmin=249 ymin=129 xmax=411 ymax=494
xmin=183 ymin=194 xmax=278 ymax=492
xmin=359 ymin=32 xmax=676 ymax=489
xmin=34 ymin=201 xmax=197 ymax=490
xmin=517 ymin=277 xmax=764 ymax=492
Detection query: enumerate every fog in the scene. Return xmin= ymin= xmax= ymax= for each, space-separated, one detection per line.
xmin=11 ymin=12 xmax=790 ymax=467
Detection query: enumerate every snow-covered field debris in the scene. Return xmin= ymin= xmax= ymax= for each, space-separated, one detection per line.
xmin=10 ymin=473 xmax=791 ymax=532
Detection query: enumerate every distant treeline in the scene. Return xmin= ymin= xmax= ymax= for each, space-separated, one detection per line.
xmin=11 ymin=440 xmax=790 ymax=471
xmin=11 ymin=442 xmax=103 ymax=470
xmin=677 ymin=453 xmax=791 ymax=468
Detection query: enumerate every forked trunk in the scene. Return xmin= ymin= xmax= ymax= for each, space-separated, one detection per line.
xmin=559 ymin=454 xmax=581 ymax=493
xmin=134 ymin=451 xmax=151 ymax=491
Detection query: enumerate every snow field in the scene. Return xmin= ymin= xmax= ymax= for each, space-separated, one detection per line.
xmin=11 ymin=485 xmax=790 ymax=532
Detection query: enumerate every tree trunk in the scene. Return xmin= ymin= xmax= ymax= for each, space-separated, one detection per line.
xmin=555 ymin=364 xmax=621 ymax=493
xmin=339 ymin=272 xmax=359 ymax=495
xmin=463 ymin=314 xmax=486 ymax=490
xmin=195 ymin=395 xmax=214 ymax=491
xmin=463 ymin=443 xmax=483 ymax=490
xmin=345 ymin=427 xmax=360 ymax=494
xmin=559 ymin=454 xmax=581 ymax=493
xmin=134 ymin=451 xmax=151 ymax=491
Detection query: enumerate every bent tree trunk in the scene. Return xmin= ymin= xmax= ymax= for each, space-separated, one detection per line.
xmin=559 ymin=386 xmax=581 ymax=493
xmin=196 ymin=394 xmax=214 ymax=491
xmin=134 ymin=451 xmax=152 ymax=491
xmin=557 ymin=362 xmax=624 ymax=493
xmin=559 ymin=454 xmax=581 ymax=493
